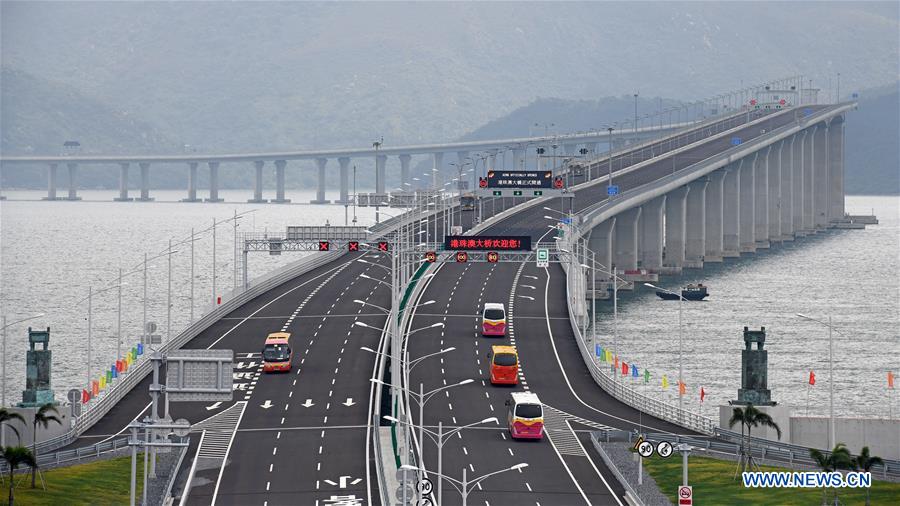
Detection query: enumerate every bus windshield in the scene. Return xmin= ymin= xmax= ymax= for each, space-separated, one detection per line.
xmin=493 ymin=353 xmax=517 ymax=366
xmin=263 ymin=343 xmax=290 ymax=362
xmin=484 ymin=309 xmax=505 ymax=320
xmin=515 ymin=404 xmax=542 ymax=419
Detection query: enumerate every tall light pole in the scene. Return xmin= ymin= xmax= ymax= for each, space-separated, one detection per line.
xmin=633 ymin=93 xmax=639 ymax=133
xmin=607 ymin=127 xmax=614 ymax=191
xmin=646 ymin=283 xmax=684 ymax=421
xmin=373 ymin=138 xmax=383 ymax=223
xmin=400 ymin=463 xmax=528 ymax=506
xmin=211 ymin=218 xmax=217 ymax=307
xmin=797 ymin=313 xmax=837 ymax=449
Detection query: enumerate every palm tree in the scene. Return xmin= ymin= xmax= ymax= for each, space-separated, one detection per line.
xmin=30 ymin=403 xmax=60 ymax=488
xmin=729 ymin=404 xmax=782 ymax=477
xmin=1 ymin=446 xmax=36 ymax=506
xmin=810 ymin=443 xmax=853 ymax=506
xmin=0 ymin=409 xmax=26 ymax=444
xmin=852 ymin=446 xmax=883 ymax=506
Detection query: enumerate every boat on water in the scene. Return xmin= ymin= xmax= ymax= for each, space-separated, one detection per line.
xmin=656 ymin=284 xmax=709 ymax=301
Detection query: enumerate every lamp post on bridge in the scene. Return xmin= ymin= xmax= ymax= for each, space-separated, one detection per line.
xmin=796 ymin=313 xmax=839 ymax=449
xmin=400 ymin=462 xmax=528 ymax=506
xmin=645 ymin=283 xmax=686 ymax=423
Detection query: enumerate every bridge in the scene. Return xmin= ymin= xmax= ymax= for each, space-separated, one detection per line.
xmin=4 ymin=77 xmax=888 ymax=506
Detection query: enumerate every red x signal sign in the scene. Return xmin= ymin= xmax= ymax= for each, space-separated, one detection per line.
xmin=553 ymin=177 xmax=564 ymax=189
xmin=455 ymin=251 xmax=468 ymax=263
xmin=318 ymin=241 xmax=330 ymax=251
xmin=348 ymin=241 xmax=359 ymax=252
xmin=478 ymin=177 xmax=488 ymax=189
xmin=486 ymin=251 xmax=499 ymax=263
xmin=377 ymin=241 xmax=389 ymax=252
xmin=425 ymin=251 xmax=437 ymax=263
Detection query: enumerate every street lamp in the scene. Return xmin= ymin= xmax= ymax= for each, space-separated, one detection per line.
xmin=607 ymin=127 xmax=615 ymax=193
xmin=400 ymin=462 xmax=528 ymax=506
xmin=76 ymin=283 xmax=128 ymax=390
xmin=645 ymin=283 xmax=685 ymax=421
xmin=633 ymin=93 xmax=639 ymax=133
xmin=797 ymin=313 xmax=838 ymax=449
xmin=388 ymin=415 xmax=497 ymax=505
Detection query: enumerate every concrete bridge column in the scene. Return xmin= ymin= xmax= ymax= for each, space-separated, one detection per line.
xmin=588 ymin=218 xmax=616 ymax=275
xmin=767 ymin=141 xmax=783 ymax=241
xmin=722 ymin=161 xmax=742 ymax=257
xmin=335 ymin=157 xmax=351 ymax=204
xmin=115 ymin=163 xmax=133 ymax=201
xmin=137 ymin=162 xmax=153 ymax=201
xmin=779 ymin=138 xmax=794 ymax=239
xmin=704 ymin=170 xmax=726 ymax=262
xmin=792 ymin=131 xmax=806 ymax=235
xmin=374 ymin=155 xmax=387 ymax=197
xmin=662 ymin=185 xmax=690 ymax=273
xmin=639 ymin=196 xmax=665 ymax=270
xmin=249 ymin=161 xmax=268 ymax=203
xmin=433 ymin=152 xmax=444 ymax=188
xmin=754 ymin=147 xmax=770 ymax=248
xmin=739 ymin=154 xmax=757 ymax=253
xmin=399 ymin=154 xmax=412 ymax=191
xmin=66 ymin=162 xmax=81 ymax=201
xmin=512 ymin=148 xmax=525 ymax=170
xmin=614 ymin=208 xmax=641 ymax=273
xmin=828 ymin=118 xmax=845 ymax=221
xmin=206 ymin=161 xmax=223 ymax=202
xmin=813 ymin=125 xmax=830 ymax=229
xmin=684 ymin=178 xmax=708 ymax=268
xmin=272 ymin=160 xmax=290 ymax=203
xmin=43 ymin=163 xmax=59 ymax=200
xmin=182 ymin=162 xmax=201 ymax=202
xmin=801 ymin=125 xmax=817 ymax=234
xmin=563 ymin=144 xmax=576 ymax=157
xmin=312 ymin=158 xmax=331 ymax=204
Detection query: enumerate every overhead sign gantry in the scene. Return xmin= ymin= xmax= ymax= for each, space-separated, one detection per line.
xmin=476 ymin=170 xmax=566 ymax=198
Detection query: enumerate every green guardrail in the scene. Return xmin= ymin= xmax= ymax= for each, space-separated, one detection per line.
xmin=390 ymin=262 xmax=432 ymax=467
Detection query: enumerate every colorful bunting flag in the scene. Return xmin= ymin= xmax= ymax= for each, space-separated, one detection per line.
xmin=809 ymin=370 xmax=816 ymax=386
xmin=622 ymin=361 xmax=629 ymax=376
xmin=91 ymin=380 xmax=99 ymax=398
xmin=662 ymin=375 xmax=669 ymax=389
xmin=700 ymin=387 xmax=706 ymax=403
xmin=137 ymin=343 xmax=144 ymax=355
xmin=631 ymin=364 xmax=639 ymax=378
xmin=889 ymin=371 xmax=895 ymax=389
xmin=643 ymin=369 xmax=650 ymax=384
xmin=99 ymin=376 xmax=107 ymax=389
xmin=82 ymin=389 xmax=90 ymax=403
xmin=111 ymin=365 xmax=118 ymax=379
xmin=678 ymin=380 xmax=686 ymax=396
xmin=614 ymin=356 xmax=619 ymax=371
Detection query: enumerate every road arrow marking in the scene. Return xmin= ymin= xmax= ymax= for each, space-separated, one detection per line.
xmin=524 ymin=275 xmax=539 ymax=280
xmin=521 ymin=285 xmax=536 ymax=289
xmin=205 ymin=402 xmax=222 ymax=411
xmin=517 ymin=295 xmax=535 ymax=301
xmin=342 ymin=398 xmax=356 ymax=407
xmin=260 ymin=400 xmax=274 ymax=409
xmin=301 ymin=399 xmax=315 ymax=408
xmin=324 ymin=476 xmax=358 ymax=488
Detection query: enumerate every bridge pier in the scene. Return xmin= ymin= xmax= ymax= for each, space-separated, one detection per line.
xmin=684 ymin=178 xmax=708 ymax=268
xmin=801 ymin=125 xmax=816 ymax=234
xmin=182 ymin=162 xmax=202 ymax=202
xmin=512 ymin=147 xmax=525 ymax=170
xmin=272 ymin=160 xmax=290 ymax=203
xmin=739 ymin=154 xmax=757 ymax=253
xmin=587 ymin=218 xmax=616 ymax=276
xmin=662 ymin=185 xmax=689 ymax=274
xmin=779 ymin=138 xmax=794 ymax=239
xmin=335 ymin=157 xmax=352 ymax=204
xmin=114 ymin=163 xmax=133 ymax=201
xmin=311 ymin=158 xmax=332 ymax=204
xmin=813 ymin=124 xmax=830 ymax=229
xmin=722 ymin=161 xmax=741 ymax=257
xmin=206 ymin=161 xmax=223 ymax=202
xmin=398 ymin=154 xmax=411 ymax=193
xmin=65 ymin=162 xmax=81 ymax=201
xmin=792 ymin=131 xmax=806 ymax=235
xmin=135 ymin=162 xmax=153 ymax=201
xmin=249 ymin=161 xmax=268 ymax=203
xmin=614 ymin=208 xmax=641 ymax=273
xmin=43 ymin=163 xmax=59 ymax=200
xmin=704 ymin=170 xmax=726 ymax=262
xmin=828 ymin=117 xmax=845 ymax=222
xmin=639 ymin=196 xmax=665 ymax=270
xmin=767 ymin=141 xmax=783 ymax=241
xmin=754 ymin=146 xmax=770 ymax=248
xmin=433 ymin=152 xmax=444 ymax=188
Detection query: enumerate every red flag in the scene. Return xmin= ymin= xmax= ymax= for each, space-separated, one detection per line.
xmin=82 ymin=389 xmax=90 ymax=403
xmin=91 ymin=380 xmax=99 ymax=398
xmin=678 ymin=381 xmax=686 ymax=396
xmin=889 ymin=371 xmax=895 ymax=389
xmin=622 ymin=361 xmax=629 ymax=375
xmin=700 ymin=387 xmax=706 ymax=403
xmin=809 ymin=370 xmax=816 ymax=386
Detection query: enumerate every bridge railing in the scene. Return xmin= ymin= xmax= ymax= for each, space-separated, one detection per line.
xmin=557 ymin=234 xmax=718 ymax=435
xmin=0 ymin=436 xmax=129 ymax=475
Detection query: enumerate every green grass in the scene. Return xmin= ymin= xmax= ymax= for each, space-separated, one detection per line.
xmin=1 ymin=456 xmax=142 ymax=506
xmin=642 ymin=453 xmax=900 ymax=505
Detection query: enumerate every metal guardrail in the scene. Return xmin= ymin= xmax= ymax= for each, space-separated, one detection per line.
xmin=589 ymin=432 xmax=645 ymax=506
xmin=0 ymin=437 xmax=129 ymax=475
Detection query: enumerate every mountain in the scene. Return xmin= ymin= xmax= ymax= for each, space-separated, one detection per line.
xmin=844 ymin=84 xmax=900 ymax=194
xmin=1 ymin=1 xmax=897 ymax=155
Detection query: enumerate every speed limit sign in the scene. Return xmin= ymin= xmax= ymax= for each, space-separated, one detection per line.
xmin=416 ymin=477 xmax=433 ymax=495
xmin=678 ymin=485 xmax=692 ymax=505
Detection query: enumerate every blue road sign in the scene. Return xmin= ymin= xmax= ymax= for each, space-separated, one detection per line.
xmin=804 ymin=108 xmax=813 ymax=116
xmin=607 ymin=185 xmax=619 ymax=196
xmin=852 ymin=92 xmax=859 ymax=99
xmin=731 ymin=137 xmax=742 ymax=146
xmin=560 ymin=217 xmax=572 ymax=225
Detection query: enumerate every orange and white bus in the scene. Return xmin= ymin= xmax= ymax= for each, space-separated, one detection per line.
xmin=262 ymin=332 xmax=292 ymax=373
xmin=489 ymin=345 xmax=518 ymax=385
xmin=482 ymin=303 xmax=506 ymax=336
xmin=506 ymin=392 xmax=544 ymax=440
